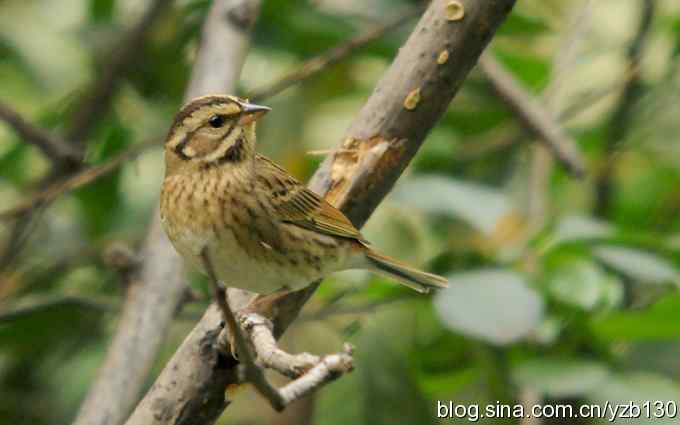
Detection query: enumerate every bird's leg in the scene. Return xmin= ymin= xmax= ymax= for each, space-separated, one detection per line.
xmin=201 ymin=248 xmax=354 ymax=411
xmin=200 ymin=248 xmax=286 ymax=410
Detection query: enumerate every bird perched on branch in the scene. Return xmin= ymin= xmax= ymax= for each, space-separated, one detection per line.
xmin=160 ymin=94 xmax=448 ymax=294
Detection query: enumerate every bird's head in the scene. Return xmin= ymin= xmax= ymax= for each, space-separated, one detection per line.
xmin=164 ymin=94 xmax=270 ymax=174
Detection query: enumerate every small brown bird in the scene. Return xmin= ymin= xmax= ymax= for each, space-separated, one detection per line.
xmin=160 ymin=95 xmax=448 ymax=294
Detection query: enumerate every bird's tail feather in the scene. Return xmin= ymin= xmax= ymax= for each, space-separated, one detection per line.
xmin=364 ymin=249 xmax=448 ymax=294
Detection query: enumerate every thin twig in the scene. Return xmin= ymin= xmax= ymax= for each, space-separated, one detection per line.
xmin=459 ymin=65 xmax=637 ymax=161
xmin=0 ymin=139 xmax=160 ymax=220
xmin=594 ymin=0 xmax=656 ymax=217
xmin=238 ymin=311 xmax=353 ymax=407
xmin=66 ymin=0 xmax=173 ymax=144
xmin=0 ymin=205 xmax=48 ymax=276
xmin=479 ymin=53 xmax=586 ymax=177
xmin=0 ymin=295 xmax=118 ymax=322
xmin=0 ymin=101 xmax=81 ymax=164
xmin=300 ymin=296 xmax=405 ymax=323
xmin=276 ymin=348 xmax=353 ymax=405
xmin=249 ymin=7 xmax=420 ymax=102
xmin=1 ymin=0 xmax=173 ymax=274
xmin=0 ymin=293 xmax=206 ymax=324
xmin=558 ymin=71 xmax=637 ymax=122
xmin=240 ymin=313 xmax=320 ymax=378
xmin=541 ymin=0 xmax=593 ymax=106
xmin=528 ymin=0 xmax=593 ymax=231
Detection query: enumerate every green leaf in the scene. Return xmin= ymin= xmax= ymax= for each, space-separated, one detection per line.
xmin=88 ymin=0 xmax=116 ymax=23
xmin=418 ymin=367 xmax=480 ymax=397
xmin=392 ymin=176 xmax=515 ymax=236
xmin=445 ymin=103 xmax=511 ymax=136
xmin=76 ymin=117 xmax=131 ymax=236
xmin=0 ymin=297 xmax=102 ymax=355
xmin=494 ymin=50 xmax=550 ymax=91
xmin=357 ymin=331 xmax=432 ymax=425
xmin=0 ymin=142 xmax=29 ymax=184
xmin=513 ymin=358 xmax=610 ymax=398
xmin=546 ymin=257 xmax=623 ymax=311
xmin=593 ymin=246 xmax=680 ymax=286
xmin=552 ymin=215 xmax=613 ymax=244
xmin=435 ymin=269 xmax=544 ymax=345
xmin=592 ymin=295 xmax=680 ymax=341
xmin=587 ymin=373 xmax=680 ymax=425
xmin=0 ymin=37 xmax=42 ymax=87
xmin=498 ymin=12 xmax=550 ymax=37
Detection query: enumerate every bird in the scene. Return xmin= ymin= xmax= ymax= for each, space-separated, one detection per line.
xmin=160 ymin=94 xmax=448 ymax=295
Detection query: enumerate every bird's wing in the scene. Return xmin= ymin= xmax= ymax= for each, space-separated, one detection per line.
xmin=255 ymin=154 xmax=366 ymax=242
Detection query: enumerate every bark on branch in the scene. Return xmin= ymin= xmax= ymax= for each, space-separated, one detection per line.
xmin=125 ymin=1 xmax=516 ymax=424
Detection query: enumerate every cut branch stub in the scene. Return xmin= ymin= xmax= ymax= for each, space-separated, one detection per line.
xmin=310 ymin=0 xmax=517 ymax=227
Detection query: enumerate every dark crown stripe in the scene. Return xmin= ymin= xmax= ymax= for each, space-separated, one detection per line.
xmin=167 ymin=96 xmax=233 ymax=142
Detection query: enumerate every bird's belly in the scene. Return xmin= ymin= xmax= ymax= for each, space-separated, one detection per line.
xmin=209 ymin=231 xmax=320 ymax=293
xmin=166 ymin=224 xmax=328 ymax=294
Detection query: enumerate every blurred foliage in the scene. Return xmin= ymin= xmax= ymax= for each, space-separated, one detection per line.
xmin=1 ymin=0 xmax=680 ymax=424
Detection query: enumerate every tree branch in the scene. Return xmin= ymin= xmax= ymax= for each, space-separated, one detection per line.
xmin=0 ymin=3 xmax=415 ymax=221
xmin=478 ymin=53 xmax=586 ymax=178
xmin=249 ymin=7 xmax=421 ymax=102
xmin=0 ymin=101 xmax=81 ymax=165
xmin=594 ymin=0 xmax=655 ymax=217
xmin=66 ymin=0 xmax=172 ymax=145
xmin=71 ymin=2 xmax=262 ymax=425
xmin=0 ymin=0 xmax=174 ymax=278
xmin=125 ymin=1 xmax=516 ymax=423
xmin=241 ymin=313 xmax=321 ymax=378
xmin=527 ymin=0 xmax=593 ymax=231
xmin=0 ymin=139 xmax=159 ymax=220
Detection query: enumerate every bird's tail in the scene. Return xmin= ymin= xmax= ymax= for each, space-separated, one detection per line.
xmin=364 ymin=249 xmax=448 ymax=294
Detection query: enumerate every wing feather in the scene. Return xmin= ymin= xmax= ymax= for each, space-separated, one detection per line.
xmin=255 ymin=154 xmax=365 ymax=242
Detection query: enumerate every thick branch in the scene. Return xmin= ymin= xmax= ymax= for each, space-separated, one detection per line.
xmin=72 ymin=2 xmax=261 ymax=425
xmin=126 ymin=1 xmax=516 ymax=423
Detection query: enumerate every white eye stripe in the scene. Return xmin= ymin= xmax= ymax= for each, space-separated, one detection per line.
xmin=183 ymin=146 xmax=197 ymax=157
xmin=203 ymin=119 xmax=239 ymax=160
xmin=204 ymin=137 xmax=237 ymax=162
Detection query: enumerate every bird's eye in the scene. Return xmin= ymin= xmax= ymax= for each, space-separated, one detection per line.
xmin=208 ymin=114 xmax=226 ymax=128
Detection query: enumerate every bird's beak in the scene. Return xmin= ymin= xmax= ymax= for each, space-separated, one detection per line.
xmin=238 ymin=101 xmax=271 ymax=125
